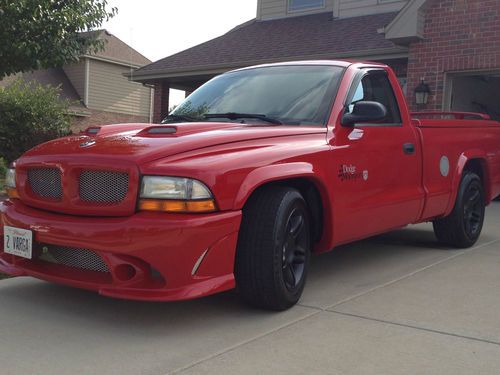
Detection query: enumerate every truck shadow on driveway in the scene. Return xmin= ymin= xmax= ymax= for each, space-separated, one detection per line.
xmin=0 ymin=220 xmax=496 ymax=373
xmin=0 ymin=225 xmax=460 ymax=321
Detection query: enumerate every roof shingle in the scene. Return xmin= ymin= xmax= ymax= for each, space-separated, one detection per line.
xmin=135 ymin=12 xmax=400 ymax=77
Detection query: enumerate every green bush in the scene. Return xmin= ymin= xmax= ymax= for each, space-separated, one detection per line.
xmin=0 ymin=158 xmax=6 ymax=280
xmin=0 ymin=157 xmax=6 ymax=192
xmin=0 ymin=157 xmax=6 ymax=176
xmin=0 ymin=80 xmax=72 ymax=163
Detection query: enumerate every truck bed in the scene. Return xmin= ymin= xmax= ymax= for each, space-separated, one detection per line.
xmin=411 ymin=111 xmax=500 ymax=220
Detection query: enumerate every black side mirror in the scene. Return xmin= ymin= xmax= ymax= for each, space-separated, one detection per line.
xmin=341 ymin=101 xmax=387 ymax=127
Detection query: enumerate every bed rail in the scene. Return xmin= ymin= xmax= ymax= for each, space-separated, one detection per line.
xmin=410 ymin=111 xmax=491 ymax=120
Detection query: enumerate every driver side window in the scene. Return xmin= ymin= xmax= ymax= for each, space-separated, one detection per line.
xmin=349 ymin=72 xmax=402 ymax=125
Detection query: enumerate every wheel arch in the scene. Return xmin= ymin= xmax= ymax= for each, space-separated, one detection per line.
xmin=233 ymin=163 xmax=333 ymax=252
xmin=446 ymin=152 xmax=491 ymax=215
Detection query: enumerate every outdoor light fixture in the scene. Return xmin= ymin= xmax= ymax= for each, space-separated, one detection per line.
xmin=415 ymin=78 xmax=431 ymax=105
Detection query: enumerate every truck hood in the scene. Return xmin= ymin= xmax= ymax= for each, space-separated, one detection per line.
xmin=21 ymin=122 xmax=327 ymax=164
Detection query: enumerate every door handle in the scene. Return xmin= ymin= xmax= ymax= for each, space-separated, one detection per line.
xmin=403 ymin=143 xmax=415 ymax=155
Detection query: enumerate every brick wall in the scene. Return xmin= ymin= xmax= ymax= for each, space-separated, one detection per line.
xmin=153 ymin=81 xmax=170 ymax=123
xmin=407 ymin=0 xmax=500 ymax=111
xmin=71 ymin=110 xmax=149 ymax=133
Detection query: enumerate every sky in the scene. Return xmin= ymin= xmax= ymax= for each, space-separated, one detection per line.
xmin=103 ymin=1 xmax=258 ymax=106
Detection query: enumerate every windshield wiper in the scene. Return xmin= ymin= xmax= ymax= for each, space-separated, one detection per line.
xmin=203 ymin=112 xmax=283 ymax=125
xmin=161 ymin=114 xmax=200 ymax=124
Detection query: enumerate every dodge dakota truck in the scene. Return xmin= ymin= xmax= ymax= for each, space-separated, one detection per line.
xmin=2 ymin=61 xmax=500 ymax=310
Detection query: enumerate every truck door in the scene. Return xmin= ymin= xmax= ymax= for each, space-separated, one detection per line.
xmin=332 ymin=69 xmax=424 ymax=243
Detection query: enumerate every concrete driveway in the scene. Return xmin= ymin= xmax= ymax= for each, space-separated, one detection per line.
xmin=1 ymin=203 xmax=499 ymax=375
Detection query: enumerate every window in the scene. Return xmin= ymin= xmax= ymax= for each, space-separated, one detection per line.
xmin=171 ymin=65 xmax=345 ymax=126
xmin=347 ymin=71 xmax=402 ymax=125
xmin=288 ymin=0 xmax=325 ymax=12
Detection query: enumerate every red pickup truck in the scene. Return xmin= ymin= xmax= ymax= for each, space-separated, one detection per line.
xmin=2 ymin=61 xmax=500 ymax=310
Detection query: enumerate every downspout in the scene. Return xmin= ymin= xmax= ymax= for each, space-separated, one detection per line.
xmin=333 ymin=0 xmax=340 ymax=18
xmin=149 ymin=87 xmax=154 ymax=123
xmin=84 ymin=58 xmax=90 ymax=106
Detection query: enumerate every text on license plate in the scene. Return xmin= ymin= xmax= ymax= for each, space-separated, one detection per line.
xmin=3 ymin=226 xmax=33 ymax=259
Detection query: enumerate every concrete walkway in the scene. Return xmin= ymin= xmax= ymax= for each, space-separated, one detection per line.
xmin=1 ymin=203 xmax=499 ymax=375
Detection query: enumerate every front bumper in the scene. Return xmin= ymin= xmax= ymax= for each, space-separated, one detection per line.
xmin=0 ymin=199 xmax=242 ymax=301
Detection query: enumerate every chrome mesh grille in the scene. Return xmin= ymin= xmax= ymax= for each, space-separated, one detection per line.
xmin=28 ymin=168 xmax=62 ymax=200
xmin=79 ymin=171 xmax=129 ymax=203
xmin=38 ymin=245 xmax=109 ymax=273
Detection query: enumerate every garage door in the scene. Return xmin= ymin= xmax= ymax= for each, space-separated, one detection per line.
xmin=445 ymin=71 xmax=500 ymax=121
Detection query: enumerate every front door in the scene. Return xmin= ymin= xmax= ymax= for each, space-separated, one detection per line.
xmin=331 ymin=69 xmax=423 ymax=243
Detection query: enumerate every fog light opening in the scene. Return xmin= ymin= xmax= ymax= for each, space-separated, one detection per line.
xmin=115 ymin=264 xmax=137 ymax=281
xmin=150 ymin=266 xmax=164 ymax=280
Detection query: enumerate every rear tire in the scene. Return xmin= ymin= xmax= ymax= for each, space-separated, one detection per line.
xmin=235 ymin=186 xmax=311 ymax=311
xmin=433 ymin=171 xmax=485 ymax=248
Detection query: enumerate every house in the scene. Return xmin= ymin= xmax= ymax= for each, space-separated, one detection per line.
xmin=1 ymin=30 xmax=154 ymax=131
xmin=131 ymin=0 xmax=500 ymax=122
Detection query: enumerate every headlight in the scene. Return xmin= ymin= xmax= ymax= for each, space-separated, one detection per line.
xmin=139 ymin=176 xmax=216 ymax=213
xmin=4 ymin=167 xmax=19 ymax=199
xmin=140 ymin=176 xmax=212 ymax=200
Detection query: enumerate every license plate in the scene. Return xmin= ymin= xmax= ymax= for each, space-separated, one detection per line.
xmin=4 ymin=226 xmax=33 ymax=259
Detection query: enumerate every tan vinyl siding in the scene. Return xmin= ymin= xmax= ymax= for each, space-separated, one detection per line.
xmin=339 ymin=0 xmax=407 ymax=18
xmin=63 ymin=61 xmax=86 ymax=99
xmin=259 ymin=0 xmax=334 ymax=20
xmin=87 ymin=59 xmax=152 ymax=117
xmin=258 ymin=0 xmax=406 ymax=20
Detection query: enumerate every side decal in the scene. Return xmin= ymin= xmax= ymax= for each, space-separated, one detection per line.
xmin=338 ymin=164 xmax=368 ymax=182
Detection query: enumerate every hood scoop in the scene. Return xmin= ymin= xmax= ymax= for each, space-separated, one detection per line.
xmin=81 ymin=126 xmax=102 ymax=136
xmin=137 ymin=126 xmax=178 ymax=137
xmin=135 ymin=122 xmax=242 ymax=138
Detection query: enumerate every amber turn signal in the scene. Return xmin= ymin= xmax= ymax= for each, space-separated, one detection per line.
xmin=138 ymin=199 xmax=217 ymax=213
xmin=6 ymin=187 xmax=20 ymax=199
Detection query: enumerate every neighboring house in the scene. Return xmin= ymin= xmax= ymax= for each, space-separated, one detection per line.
xmin=131 ymin=0 xmax=500 ymax=122
xmin=1 ymin=30 xmax=154 ymax=131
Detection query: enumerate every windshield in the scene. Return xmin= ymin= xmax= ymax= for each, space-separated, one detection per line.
xmin=169 ymin=65 xmax=344 ymax=126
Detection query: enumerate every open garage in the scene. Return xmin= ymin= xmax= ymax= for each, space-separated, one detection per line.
xmin=446 ymin=71 xmax=500 ymax=121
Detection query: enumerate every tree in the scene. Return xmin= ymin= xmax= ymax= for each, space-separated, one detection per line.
xmin=0 ymin=80 xmax=72 ymax=163
xmin=0 ymin=0 xmax=116 ymax=79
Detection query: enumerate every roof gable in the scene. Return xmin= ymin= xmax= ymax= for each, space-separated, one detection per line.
xmin=384 ymin=0 xmax=430 ymax=44
xmin=83 ymin=30 xmax=151 ymax=67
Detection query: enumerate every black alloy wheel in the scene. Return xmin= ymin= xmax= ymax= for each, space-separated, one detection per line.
xmin=235 ymin=186 xmax=312 ymax=310
xmin=463 ymin=182 xmax=483 ymax=239
xmin=282 ymin=208 xmax=308 ymax=292
xmin=433 ymin=171 xmax=485 ymax=248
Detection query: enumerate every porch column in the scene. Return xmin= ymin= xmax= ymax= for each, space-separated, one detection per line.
xmin=153 ymin=81 xmax=170 ymax=123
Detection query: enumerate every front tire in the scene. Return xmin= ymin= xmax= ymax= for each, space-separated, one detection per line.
xmin=235 ymin=186 xmax=311 ymax=311
xmin=433 ymin=171 xmax=485 ymax=248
